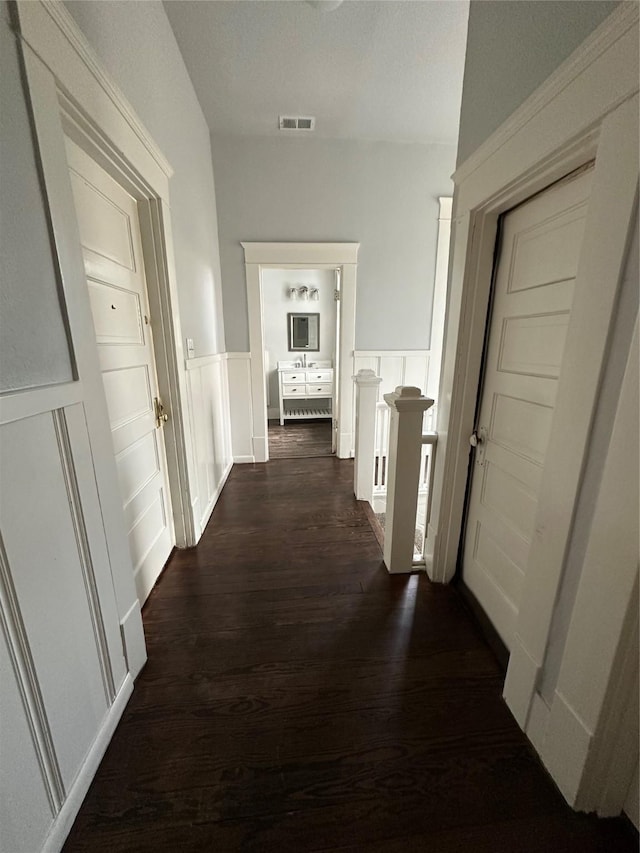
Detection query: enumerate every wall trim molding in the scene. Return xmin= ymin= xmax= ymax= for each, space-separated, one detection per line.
xmin=353 ymin=350 xmax=429 ymax=358
xmin=0 ymin=534 xmax=65 ymax=815
xmin=199 ymin=460 xmax=233 ymax=531
xmin=53 ymin=408 xmax=115 ymax=704
xmin=37 ymin=1 xmax=173 ymax=179
xmin=0 ymin=381 xmax=83 ymax=427
xmin=241 ymin=242 xmax=359 ymax=265
xmin=184 ymin=352 xmax=226 ymax=371
xmin=453 ymin=3 xmax=639 ymax=185
xmin=119 ymin=600 xmax=146 ymax=681
xmin=233 ymin=454 xmax=255 ymax=464
xmin=42 ymin=673 xmax=134 ymax=853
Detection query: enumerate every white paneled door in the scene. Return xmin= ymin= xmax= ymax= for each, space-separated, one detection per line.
xmin=65 ymin=139 xmax=174 ymax=604
xmin=462 ymin=169 xmax=593 ymax=649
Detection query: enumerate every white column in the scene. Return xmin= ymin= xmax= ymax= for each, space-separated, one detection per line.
xmin=353 ymin=369 xmax=382 ymax=503
xmin=383 ymin=386 xmax=433 ymax=574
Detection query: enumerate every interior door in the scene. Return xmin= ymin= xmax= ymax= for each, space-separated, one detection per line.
xmin=462 ymin=168 xmax=593 ymax=649
xmin=65 ymin=138 xmax=174 ymax=604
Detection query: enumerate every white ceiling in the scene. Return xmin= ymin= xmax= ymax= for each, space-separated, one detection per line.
xmin=163 ymin=0 xmax=469 ymax=145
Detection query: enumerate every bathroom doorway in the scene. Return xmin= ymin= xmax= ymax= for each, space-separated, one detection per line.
xmin=263 ymin=268 xmax=338 ymax=459
xmin=241 ymin=242 xmax=359 ymax=463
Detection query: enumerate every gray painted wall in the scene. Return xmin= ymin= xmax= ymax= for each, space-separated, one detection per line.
xmin=211 ymin=135 xmax=456 ymax=352
xmin=457 ymin=0 xmax=620 ymax=165
xmin=65 ymin=0 xmax=225 ymax=356
xmin=0 ymin=4 xmax=74 ymax=392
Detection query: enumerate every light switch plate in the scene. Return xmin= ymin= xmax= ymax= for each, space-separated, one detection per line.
xmin=186 ymin=337 xmax=195 ymax=358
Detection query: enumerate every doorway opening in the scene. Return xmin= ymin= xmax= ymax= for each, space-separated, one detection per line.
xmin=263 ymin=268 xmax=338 ymax=459
xmin=241 ymin=242 xmax=359 ymax=463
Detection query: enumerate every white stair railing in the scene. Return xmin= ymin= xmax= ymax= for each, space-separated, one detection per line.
xmin=414 ymin=432 xmax=438 ymax=566
xmin=382 ymin=387 xmax=433 ymax=573
xmin=372 ymin=402 xmax=390 ymax=511
xmin=353 ymin=374 xmax=438 ymax=573
xmin=353 ymin=369 xmax=382 ymax=504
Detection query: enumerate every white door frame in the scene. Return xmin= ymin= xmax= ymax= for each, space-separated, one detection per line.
xmin=241 ymin=242 xmax=359 ymax=462
xmin=426 ymin=3 xmax=638 ymax=813
xmin=16 ymin=0 xmax=198 ymax=549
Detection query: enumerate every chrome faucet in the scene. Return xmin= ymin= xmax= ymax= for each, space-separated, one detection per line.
xmin=302 ymin=353 xmax=307 ymax=367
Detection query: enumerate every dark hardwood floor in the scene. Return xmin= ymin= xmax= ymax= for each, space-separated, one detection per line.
xmin=268 ymin=419 xmax=333 ymax=458
xmin=64 ymin=457 xmax=637 ymax=852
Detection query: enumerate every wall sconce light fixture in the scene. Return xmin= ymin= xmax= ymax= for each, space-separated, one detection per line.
xmin=288 ymin=284 xmax=319 ymax=301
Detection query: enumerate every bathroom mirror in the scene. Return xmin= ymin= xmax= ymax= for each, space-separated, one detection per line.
xmin=288 ymin=313 xmax=320 ymax=351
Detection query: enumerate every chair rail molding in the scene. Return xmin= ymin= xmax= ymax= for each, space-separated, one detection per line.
xmin=427 ymin=0 xmax=638 ymax=819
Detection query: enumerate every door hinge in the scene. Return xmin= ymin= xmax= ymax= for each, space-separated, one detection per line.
xmin=334 ymin=289 xmax=341 ymax=301
xmin=144 ymin=314 xmax=150 ymax=325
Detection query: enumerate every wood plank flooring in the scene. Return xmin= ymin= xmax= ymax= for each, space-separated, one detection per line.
xmin=64 ymin=457 xmax=637 ymax=852
xmin=268 ymin=419 xmax=333 ymax=458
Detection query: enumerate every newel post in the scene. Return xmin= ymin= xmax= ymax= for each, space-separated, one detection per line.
xmin=383 ymin=386 xmax=433 ymax=573
xmin=353 ymin=369 xmax=383 ymax=503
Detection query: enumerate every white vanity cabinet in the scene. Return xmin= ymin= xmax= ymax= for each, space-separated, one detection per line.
xmin=278 ymin=362 xmax=334 ymax=425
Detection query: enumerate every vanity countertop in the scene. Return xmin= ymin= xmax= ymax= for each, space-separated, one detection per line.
xmin=277 ymin=360 xmax=332 ymax=370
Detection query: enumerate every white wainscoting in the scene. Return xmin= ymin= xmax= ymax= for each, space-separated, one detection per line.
xmin=229 ymin=350 xmax=433 ymax=462
xmin=184 ymin=354 xmax=234 ymax=539
xmin=0 ymin=400 xmax=132 ymax=853
xmin=351 ymin=351 xmax=432 ymax=455
xmin=225 ymin=353 xmax=255 ymax=464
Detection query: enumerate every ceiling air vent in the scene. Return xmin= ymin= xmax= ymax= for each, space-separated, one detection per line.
xmin=278 ymin=116 xmax=316 ymax=132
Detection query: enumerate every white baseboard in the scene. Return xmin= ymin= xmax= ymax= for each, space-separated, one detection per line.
xmin=120 ymin=600 xmax=147 ymax=680
xmin=527 ymin=692 xmax=551 ymax=756
xmin=198 ymin=460 xmax=233 ymax=534
xmin=503 ymin=637 xmax=540 ymax=729
xmin=42 ymin=674 xmax=134 ymax=853
xmin=542 ymin=690 xmax=593 ymax=806
xmin=253 ymin=435 xmax=268 ymax=463
xmin=372 ymin=496 xmax=386 ymax=514
xmin=233 ymin=454 xmax=255 ymax=464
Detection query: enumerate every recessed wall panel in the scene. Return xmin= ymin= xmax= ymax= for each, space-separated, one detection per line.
xmin=498 ymin=313 xmax=569 ymax=378
xmin=129 ymin=490 xmax=167 ymax=572
xmin=102 ymin=365 xmax=152 ymax=430
xmin=115 ymin=430 xmax=160 ymax=507
xmin=0 ymin=414 xmax=108 ymax=788
xmin=0 ymin=19 xmax=74 ymax=392
xmin=473 ymin=522 xmax=525 ymax=606
xmin=508 ymin=208 xmax=586 ymax=293
xmin=480 ymin=460 xmax=537 ymax=542
xmin=68 ymin=169 xmax=135 ymax=271
xmin=0 ymin=631 xmax=53 ymax=853
xmin=88 ymin=280 xmax=143 ymax=345
xmin=490 ymin=394 xmax=553 ymax=465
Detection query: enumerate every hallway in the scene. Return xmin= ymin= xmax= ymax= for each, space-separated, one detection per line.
xmin=64 ymin=457 xmax=636 ymax=852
